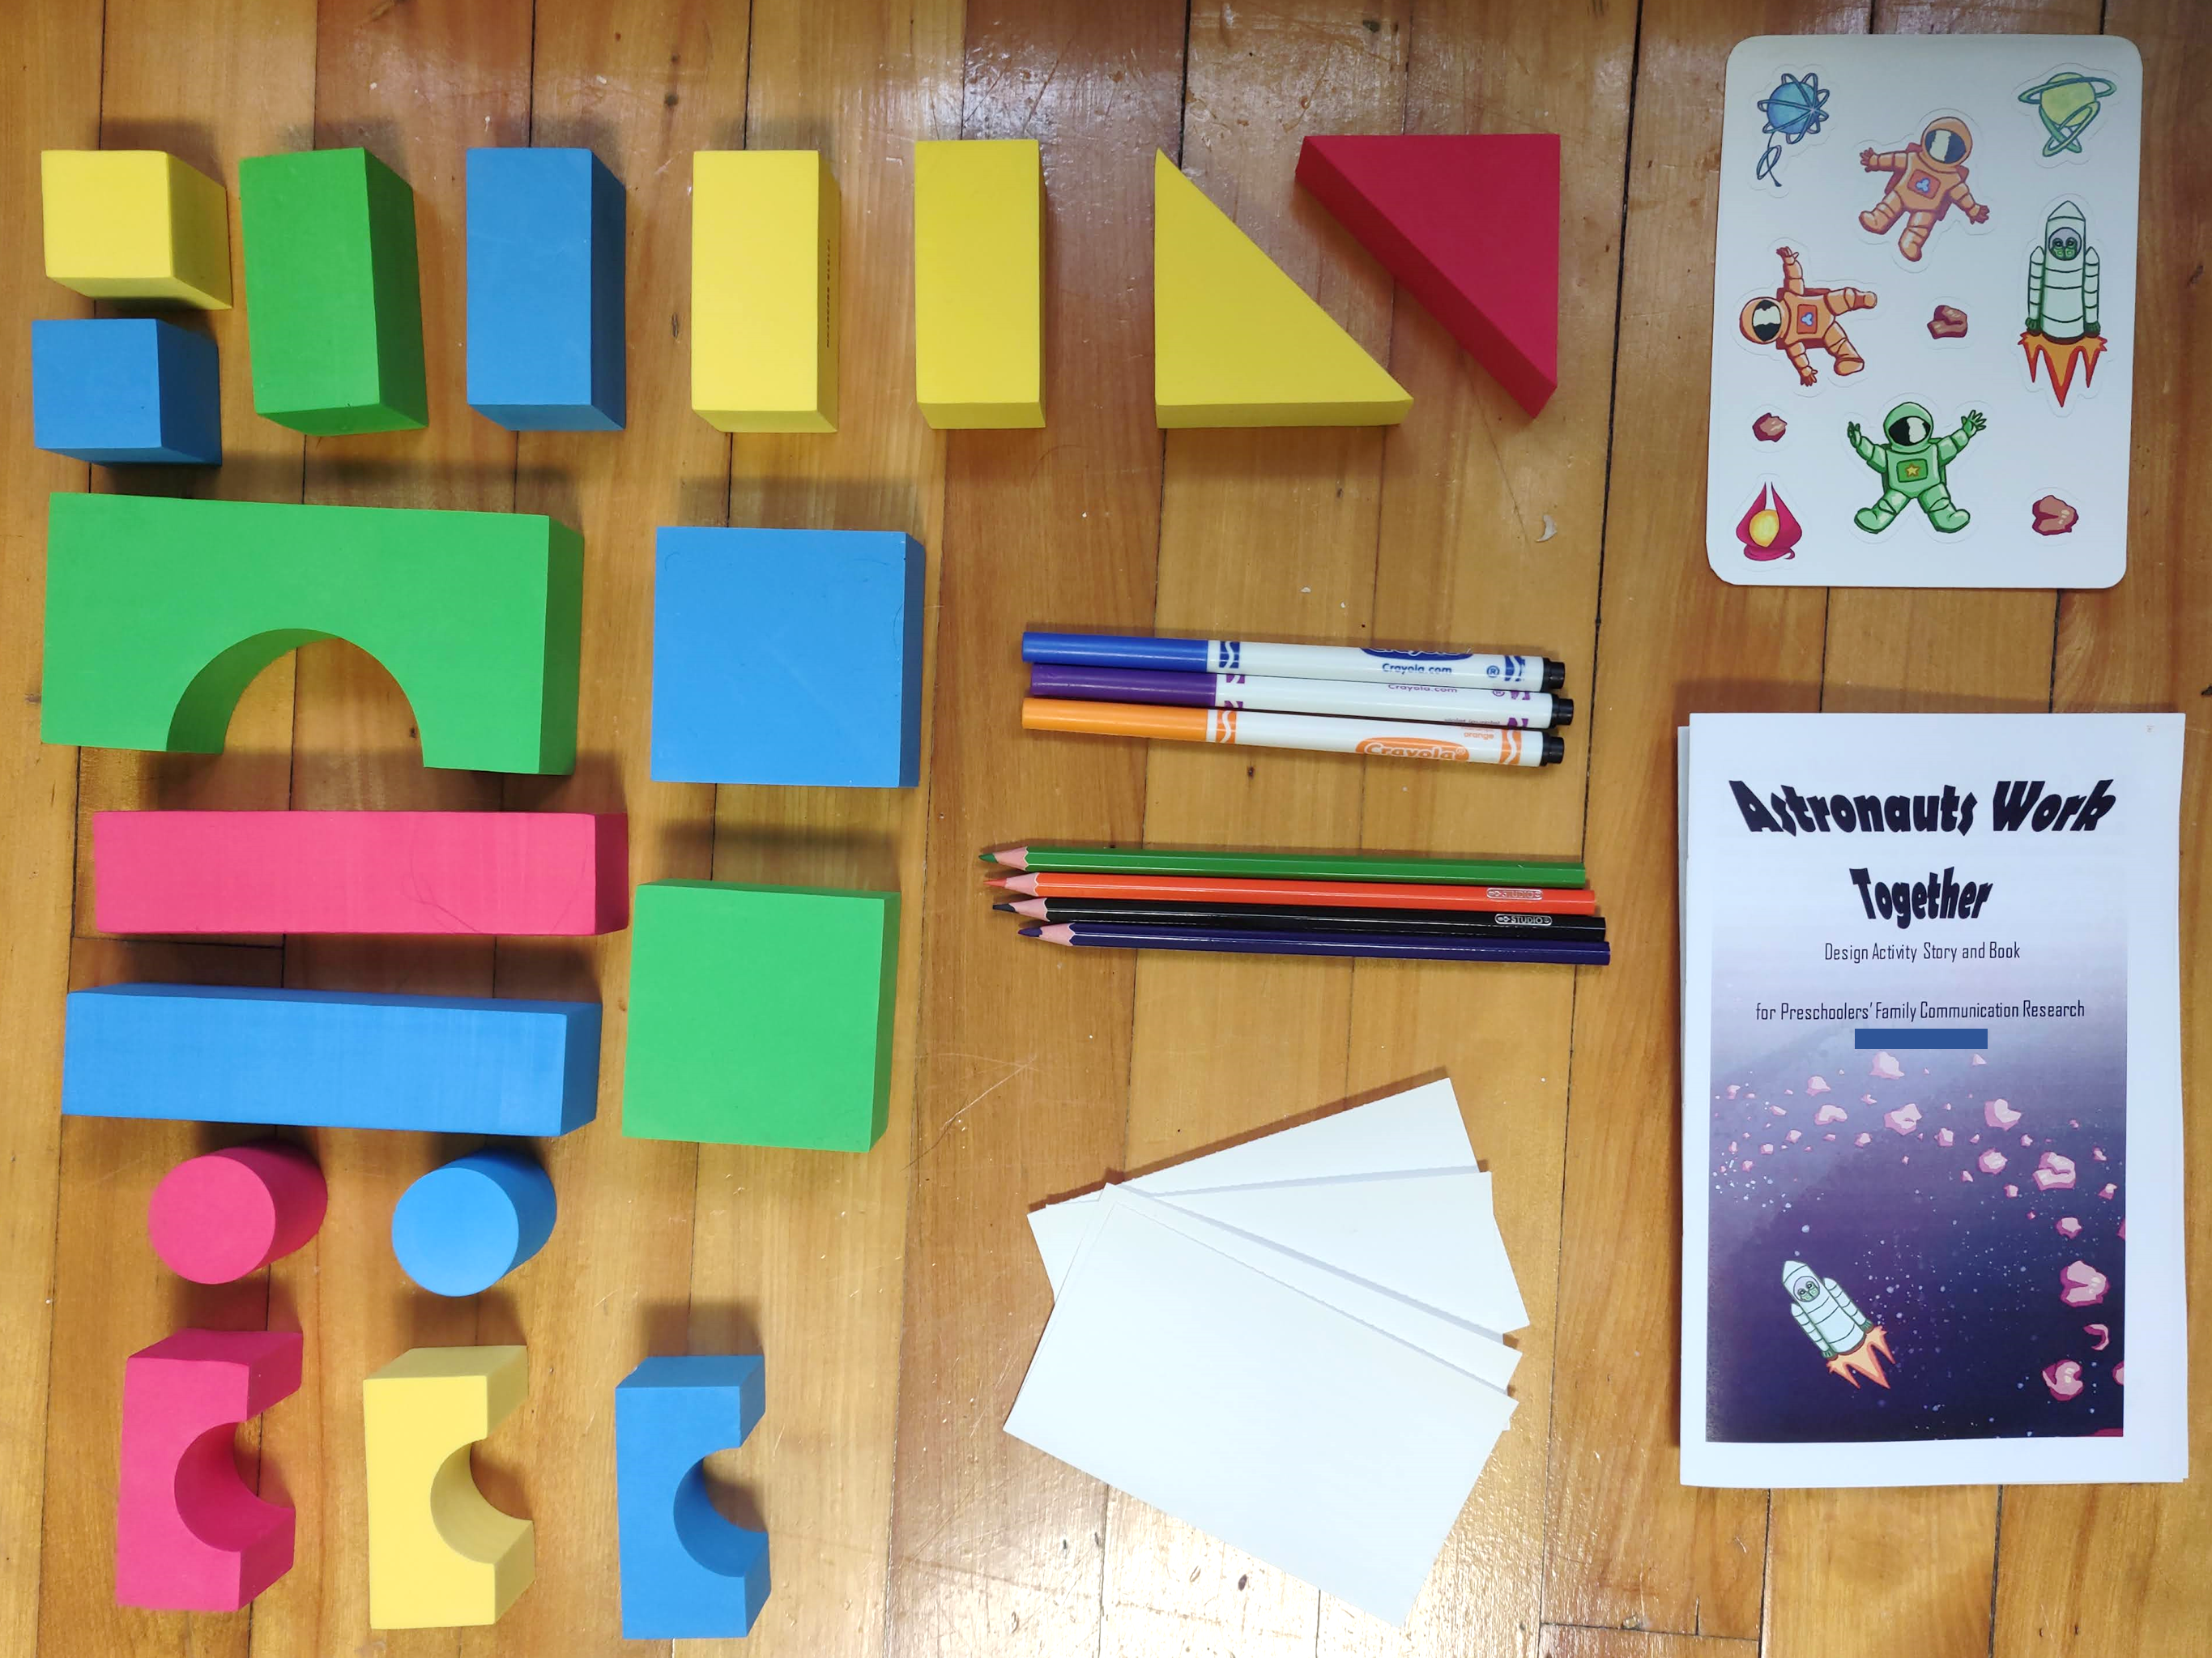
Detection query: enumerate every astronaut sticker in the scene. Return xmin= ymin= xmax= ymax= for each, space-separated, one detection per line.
xmin=1846 ymin=403 xmax=1985 ymax=533
xmin=1707 ymin=35 xmax=2141 ymax=589
xmin=1856 ymin=118 xmax=1990 ymax=261
xmin=1739 ymin=247 xmax=1877 ymax=385
xmin=2021 ymin=200 xmax=2107 ymax=405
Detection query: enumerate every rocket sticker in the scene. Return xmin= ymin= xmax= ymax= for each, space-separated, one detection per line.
xmin=1784 ymin=1259 xmax=1896 ymax=1388
xmin=2021 ymin=200 xmax=2106 ymax=406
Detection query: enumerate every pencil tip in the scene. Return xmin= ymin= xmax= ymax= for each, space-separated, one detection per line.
xmin=1017 ymin=925 xmax=1042 ymax=937
xmin=978 ymin=850 xmax=995 ymax=863
xmin=992 ymin=902 xmax=1013 ymax=912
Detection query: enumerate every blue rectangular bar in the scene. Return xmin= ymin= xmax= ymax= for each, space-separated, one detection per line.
xmin=62 ymin=983 xmax=600 ymax=1135
xmin=1853 ymin=1027 xmax=1988 ymax=1050
xmin=467 ymin=147 xmax=625 ymax=430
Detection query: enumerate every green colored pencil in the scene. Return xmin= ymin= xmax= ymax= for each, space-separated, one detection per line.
xmin=977 ymin=843 xmax=1586 ymax=889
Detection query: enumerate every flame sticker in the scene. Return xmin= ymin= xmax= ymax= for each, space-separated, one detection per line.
xmin=1736 ymin=483 xmax=1802 ymax=560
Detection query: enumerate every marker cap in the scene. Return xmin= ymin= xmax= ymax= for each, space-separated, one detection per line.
xmin=1541 ymin=732 xmax=1565 ymax=765
xmin=1542 ymin=659 xmax=1566 ymax=692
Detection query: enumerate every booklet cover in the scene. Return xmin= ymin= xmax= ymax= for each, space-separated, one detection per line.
xmin=1706 ymin=35 xmax=2142 ymax=587
xmin=1679 ymin=713 xmax=2184 ymax=1486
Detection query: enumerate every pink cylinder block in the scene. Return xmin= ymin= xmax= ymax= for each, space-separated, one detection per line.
xmin=147 ymin=1140 xmax=327 ymax=1284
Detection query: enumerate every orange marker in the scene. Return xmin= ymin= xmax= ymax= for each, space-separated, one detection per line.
xmin=985 ymin=871 xmax=1600 ymax=914
xmin=1021 ymin=698 xmax=1562 ymax=766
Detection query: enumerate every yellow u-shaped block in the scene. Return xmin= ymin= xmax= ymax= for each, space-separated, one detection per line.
xmin=362 ymin=1345 xmax=533 ymax=1629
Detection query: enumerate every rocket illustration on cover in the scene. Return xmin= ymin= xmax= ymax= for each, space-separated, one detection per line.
xmin=1783 ymin=1259 xmax=1895 ymax=1388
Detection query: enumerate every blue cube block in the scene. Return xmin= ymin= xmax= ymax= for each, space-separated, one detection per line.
xmin=466 ymin=147 xmax=625 ymax=431
xmin=616 ymin=1355 xmax=769 ymax=1639
xmin=652 ymin=528 xmax=927 ymax=787
xmin=32 ymin=318 xmax=222 ymax=465
xmin=62 ymin=983 xmax=601 ymax=1136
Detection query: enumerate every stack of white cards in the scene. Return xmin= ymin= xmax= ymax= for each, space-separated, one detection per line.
xmin=1005 ymin=1077 xmax=1526 ymax=1625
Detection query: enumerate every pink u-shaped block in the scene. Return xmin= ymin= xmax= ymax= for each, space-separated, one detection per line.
xmin=148 ymin=1140 xmax=327 ymax=1285
xmin=117 ymin=1329 xmax=302 ymax=1611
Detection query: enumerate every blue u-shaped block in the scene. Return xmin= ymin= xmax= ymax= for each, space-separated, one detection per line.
xmin=615 ymin=1355 xmax=769 ymax=1639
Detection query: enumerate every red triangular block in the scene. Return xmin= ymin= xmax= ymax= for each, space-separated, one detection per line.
xmin=1296 ymin=134 xmax=1559 ymax=416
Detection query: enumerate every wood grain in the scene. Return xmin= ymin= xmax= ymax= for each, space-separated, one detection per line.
xmin=8 ymin=4 xmax=2212 ymax=1656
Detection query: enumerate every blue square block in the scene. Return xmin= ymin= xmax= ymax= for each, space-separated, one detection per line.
xmin=616 ymin=1355 xmax=769 ymax=1639
xmin=652 ymin=528 xmax=927 ymax=787
xmin=467 ymin=147 xmax=625 ymax=431
xmin=32 ymin=318 xmax=221 ymax=465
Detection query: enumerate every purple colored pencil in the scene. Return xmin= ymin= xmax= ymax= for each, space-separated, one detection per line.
xmin=1026 ymin=663 xmax=1569 ymax=729
xmin=1018 ymin=921 xmax=1609 ymax=965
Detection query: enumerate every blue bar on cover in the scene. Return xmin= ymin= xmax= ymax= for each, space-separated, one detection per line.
xmin=62 ymin=984 xmax=600 ymax=1135
xmin=466 ymin=147 xmax=626 ymax=430
xmin=1021 ymin=630 xmax=1212 ymax=671
xmin=1853 ymin=1027 xmax=1989 ymax=1050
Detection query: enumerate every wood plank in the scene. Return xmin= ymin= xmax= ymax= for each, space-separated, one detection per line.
xmin=684 ymin=2 xmax=957 ymax=1655
xmin=0 ymin=0 xmax=100 ymax=1647
xmin=473 ymin=2 xmax=749 ymax=1655
xmin=37 ymin=941 xmax=283 ymax=1658
xmin=246 ymin=5 xmax=536 ymax=1655
xmin=1105 ymin=3 xmax=1405 ymax=1649
xmin=34 ymin=6 xmax=316 ymax=1653
xmin=1992 ymin=2 xmax=2212 ymax=1651
xmin=882 ymin=3 xmax=1188 ymax=1655
xmin=1541 ymin=0 xmax=1860 ymax=1637
xmin=1760 ymin=5 xmax=2098 ymax=1655
xmin=1541 ymin=1630 xmax=1760 ymax=1658
xmin=1321 ymin=2 xmax=1637 ymax=1655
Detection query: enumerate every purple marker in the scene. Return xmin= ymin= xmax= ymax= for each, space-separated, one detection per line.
xmin=1021 ymin=631 xmax=1563 ymax=691
xmin=1028 ymin=663 xmax=1568 ymax=728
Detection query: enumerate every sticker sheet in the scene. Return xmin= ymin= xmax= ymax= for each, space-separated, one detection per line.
xmin=1706 ymin=36 xmax=2141 ymax=588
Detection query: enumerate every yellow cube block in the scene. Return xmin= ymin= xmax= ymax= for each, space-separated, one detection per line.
xmin=692 ymin=151 xmax=838 ymax=433
xmin=41 ymin=150 xmax=232 ymax=309
xmin=913 ymin=139 xmax=1044 ymax=428
xmin=363 ymin=1345 xmax=534 ymax=1629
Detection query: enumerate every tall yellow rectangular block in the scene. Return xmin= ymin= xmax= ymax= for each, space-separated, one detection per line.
xmin=41 ymin=151 xmax=232 ymax=309
xmin=692 ymin=151 xmax=838 ymax=433
xmin=363 ymin=1346 xmax=534 ymax=1629
xmin=913 ymin=139 xmax=1044 ymax=428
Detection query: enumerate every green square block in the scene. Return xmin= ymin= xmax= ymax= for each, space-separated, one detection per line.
xmin=238 ymin=147 xmax=428 ymax=433
xmin=622 ymin=881 xmax=900 ymax=1152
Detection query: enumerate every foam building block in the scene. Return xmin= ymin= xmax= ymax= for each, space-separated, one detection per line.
xmin=1153 ymin=151 xmax=1410 ymax=428
xmin=63 ymin=985 xmax=601 ymax=1136
xmin=1296 ymin=134 xmax=1559 ymax=417
xmin=41 ymin=492 xmax=582 ymax=774
xmin=623 ymin=880 xmax=898 ymax=1151
xmin=237 ymin=147 xmax=427 ymax=433
xmin=95 ymin=811 xmax=628 ymax=936
xmin=363 ymin=1346 xmax=533 ymax=1628
xmin=651 ymin=527 xmax=924 ymax=787
xmin=117 ymin=1330 xmax=301 ymax=1610
xmin=32 ymin=319 xmax=221 ymax=465
xmin=391 ymin=1149 xmax=557 ymax=1297
xmin=148 ymin=1140 xmax=327 ymax=1285
xmin=467 ymin=147 xmax=625 ymax=431
xmin=40 ymin=150 xmax=231 ymax=309
xmin=616 ymin=1356 xmax=769 ymax=1639
xmin=912 ymin=139 xmax=1043 ymax=428
xmin=691 ymin=150 xmax=838 ymax=433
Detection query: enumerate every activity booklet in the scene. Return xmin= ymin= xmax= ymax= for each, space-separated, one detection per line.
xmin=1678 ymin=713 xmax=2184 ymax=1487
xmin=1707 ymin=35 xmax=2141 ymax=587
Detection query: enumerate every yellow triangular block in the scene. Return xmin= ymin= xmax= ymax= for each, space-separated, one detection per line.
xmin=1153 ymin=151 xmax=1410 ymax=428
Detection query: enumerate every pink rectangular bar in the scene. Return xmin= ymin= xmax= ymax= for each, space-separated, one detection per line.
xmin=95 ymin=811 xmax=629 ymax=936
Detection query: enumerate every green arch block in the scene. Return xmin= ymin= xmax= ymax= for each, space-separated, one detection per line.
xmin=41 ymin=492 xmax=582 ymax=775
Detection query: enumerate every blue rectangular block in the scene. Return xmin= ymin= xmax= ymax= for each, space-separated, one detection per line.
xmin=616 ymin=1355 xmax=769 ymax=1639
xmin=62 ymin=984 xmax=600 ymax=1136
xmin=32 ymin=318 xmax=221 ymax=465
xmin=467 ymin=147 xmax=625 ymax=431
xmin=651 ymin=528 xmax=927 ymax=787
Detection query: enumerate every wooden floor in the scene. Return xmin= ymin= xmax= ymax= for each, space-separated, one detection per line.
xmin=2 ymin=0 xmax=2206 ymax=1654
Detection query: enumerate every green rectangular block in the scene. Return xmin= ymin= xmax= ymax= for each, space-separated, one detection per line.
xmin=622 ymin=881 xmax=899 ymax=1152
xmin=238 ymin=147 xmax=428 ymax=433
xmin=41 ymin=492 xmax=581 ymax=775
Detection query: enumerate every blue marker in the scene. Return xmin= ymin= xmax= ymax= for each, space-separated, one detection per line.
xmin=1021 ymin=631 xmax=1563 ymax=691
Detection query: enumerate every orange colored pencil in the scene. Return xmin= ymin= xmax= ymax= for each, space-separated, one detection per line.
xmin=984 ymin=871 xmax=1600 ymax=914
